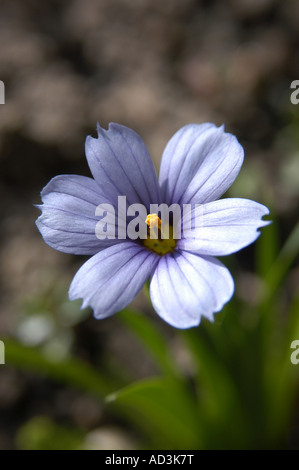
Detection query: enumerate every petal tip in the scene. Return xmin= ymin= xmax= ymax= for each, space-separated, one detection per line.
xmin=34 ymin=203 xmax=43 ymax=212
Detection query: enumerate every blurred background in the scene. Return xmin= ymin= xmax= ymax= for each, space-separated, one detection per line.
xmin=0 ymin=0 xmax=299 ymax=450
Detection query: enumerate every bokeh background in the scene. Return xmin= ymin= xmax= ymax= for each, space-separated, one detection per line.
xmin=0 ymin=0 xmax=299 ymax=450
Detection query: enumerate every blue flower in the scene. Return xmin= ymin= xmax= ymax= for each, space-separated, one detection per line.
xmin=36 ymin=123 xmax=270 ymax=328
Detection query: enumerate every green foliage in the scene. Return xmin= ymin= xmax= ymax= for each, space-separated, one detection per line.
xmin=16 ymin=416 xmax=84 ymax=450
xmin=4 ymin=219 xmax=299 ymax=449
xmin=5 ymin=339 xmax=117 ymax=398
xmin=118 ymin=308 xmax=178 ymax=376
xmin=107 ymin=377 xmax=201 ymax=449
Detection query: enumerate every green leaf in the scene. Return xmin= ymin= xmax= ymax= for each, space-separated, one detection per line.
xmin=264 ymin=289 xmax=299 ymax=440
xmin=118 ymin=308 xmax=178 ymax=376
xmin=261 ymin=221 xmax=299 ymax=307
xmin=181 ymin=323 xmax=246 ymax=445
xmin=255 ymin=218 xmax=279 ymax=278
xmin=5 ymin=338 xmax=119 ymax=399
xmin=107 ymin=376 xmax=202 ymax=449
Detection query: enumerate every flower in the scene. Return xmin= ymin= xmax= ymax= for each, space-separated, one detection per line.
xmin=36 ymin=123 xmax=270 ymax=329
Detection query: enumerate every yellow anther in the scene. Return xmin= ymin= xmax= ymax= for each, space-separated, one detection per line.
xmin=146 ymin=213 xmax=161 ymax=231
xmin=144 ymin=213 xmax=176 ymax=255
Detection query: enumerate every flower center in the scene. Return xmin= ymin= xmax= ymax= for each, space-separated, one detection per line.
xmin=143 ymin=213 xmax=176 ymax=255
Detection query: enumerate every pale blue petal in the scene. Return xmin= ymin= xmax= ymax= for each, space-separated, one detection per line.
xmin=178 ymin=198 xmax=270 ymax=256
xmin=149 ymin=251 xmax=234 ymax=329
xmin=159 ymin=123 xmax=244 ymax=206
xmin=36 ymin=174 xmax=119 ymax=255
xmin=85 ymin=123 xmax=161 ymax=210
xmin=69 ymin=242 xmax=159 ymax=318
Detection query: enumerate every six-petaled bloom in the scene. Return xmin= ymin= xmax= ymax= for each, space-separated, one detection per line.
xmin=36 ymin=123 xmax=270 ymax=328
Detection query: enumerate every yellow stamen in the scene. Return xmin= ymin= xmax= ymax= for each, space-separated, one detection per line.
xmin=144 ymin=213 xmax=176 ymax=255
xmin=146 ymin=213 xmax=161 ymax=236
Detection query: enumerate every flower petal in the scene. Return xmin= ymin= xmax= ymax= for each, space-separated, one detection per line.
xmin=69 ymin=242 xmax=159 ymax=318
xmin=36 ymin=174 xmax=120 ymax=254
xmin=85 ymin=123 xmax=161 ymax=210
xmin=149 ymin=251 xmax=234 ymax=329
xmin=178 ymin=198 xmax=270 ymax=256
xmin=159 ymin=123 xmax=244 ymax=206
